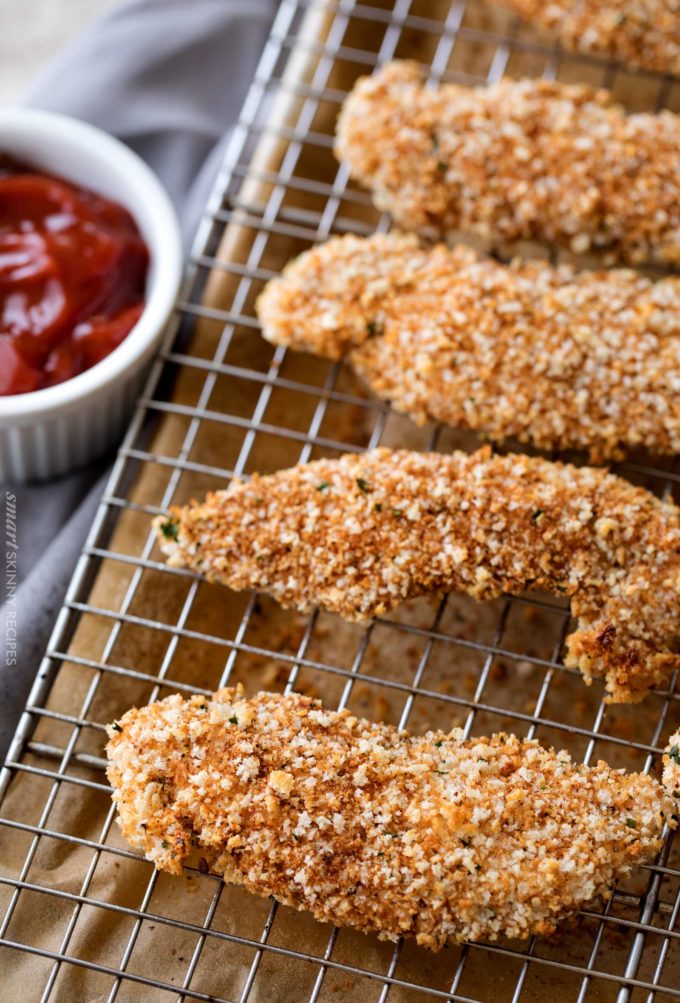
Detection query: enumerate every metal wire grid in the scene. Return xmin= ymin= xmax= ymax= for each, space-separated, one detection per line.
xmin=1 ymin=0 xmax=680 ymax=1000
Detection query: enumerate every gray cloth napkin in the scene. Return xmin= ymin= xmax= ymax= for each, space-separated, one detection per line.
xmin=0 ymin=0 xmax=276 ymax=757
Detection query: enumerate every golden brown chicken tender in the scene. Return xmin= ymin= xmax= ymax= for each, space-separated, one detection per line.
xmin=107 ymin=688 xmax=679 ymax=949
xmin=154 ymin=448 xmax=680 ymax=703
xmin=336 ymin=62 xmax=680 ymax=266
xmin=257 ymin=232 xmax=680 ymax=461
xmin=502 ymin=0 xmax=680 ymax=76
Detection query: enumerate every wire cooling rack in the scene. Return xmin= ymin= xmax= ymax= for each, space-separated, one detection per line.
xmin=2 ymin=1 xmax=680 ymax=1001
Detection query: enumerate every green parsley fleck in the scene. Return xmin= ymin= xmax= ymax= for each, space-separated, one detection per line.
xmin=669 ymin=744 xmax=680 ymax=765
xmin=434 ymin=770 xmax=448 ymax=775
xmin=532 ymin=509 xmax=544 ymax=523
xmin=317 ymin=481 xmax=330 ymax=492
xmin=161 ymin=839 xmax=169 ymax=849
xmin=436 ymin=161 xmax=447 ymax=173
xmin=391 ymin=508 xmax=403 ymax=519
xmin=625 ymin=818 xmax=637 ymax=829
xmin=229 ymin=715 xmax=239 ymax=725
xmin=434 ymin=740 xmax=444 ymax=748
xmin=111 ymin=722 xmax=123 ymax=733
xmin=356 ymin=478 xmax=370 ymax=493
xmin=160 ymin=519 xmax=179 ymax=541
xmin=374 ymin=502 xmax=383 ymax=513
xmin=366 ymin=320 xmax=383 ymax=338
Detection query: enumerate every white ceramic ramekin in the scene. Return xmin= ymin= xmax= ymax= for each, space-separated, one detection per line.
xmin=0 ymin=109 xmax=183 ymax=482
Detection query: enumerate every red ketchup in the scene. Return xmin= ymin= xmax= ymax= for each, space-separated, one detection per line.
xmin=0 ymin=155 xmax=149 ymax=395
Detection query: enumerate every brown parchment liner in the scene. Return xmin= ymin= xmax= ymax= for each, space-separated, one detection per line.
xmin=2 ymin=2 xmax=680 ymax=1000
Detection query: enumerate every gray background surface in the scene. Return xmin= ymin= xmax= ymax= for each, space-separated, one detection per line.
xmin=0 ymin=0 xmax=114 ymax=105
xmin=0 ymin=0 xmax=276 ymax=756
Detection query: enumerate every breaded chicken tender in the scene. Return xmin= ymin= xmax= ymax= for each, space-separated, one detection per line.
xmin=335 ymin=62 xmax=680 ymax=266
xmin=106 ymin=688 xmax=679 ymax=949
xmin=154 ymin=448 xmax=680 ymax=703
xmin=501 ymin=0 xmax=680 ymax=77
xmin=256 ymin=233 xmax=680 ymax=461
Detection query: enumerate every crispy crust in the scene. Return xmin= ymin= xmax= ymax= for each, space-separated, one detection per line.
xmin=256 ymin=232 xmax=680 ymax=461
xmin=502 ymin=0 xmax=680 ymax=76
xmin=106 ymin=688 xmax=676 ymax=949
xmin=153 ymin=448 xmax=680 ymax=703
xmin=663 ymin=731 xmax=680 ymax=803
xmin=335 ymin=62 xmax=680 ymax=266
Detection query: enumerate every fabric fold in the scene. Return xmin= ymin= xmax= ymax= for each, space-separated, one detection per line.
xmin=1 ymin=0 xmax=276 ymax=757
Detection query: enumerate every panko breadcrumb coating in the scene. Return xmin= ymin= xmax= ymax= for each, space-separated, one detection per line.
xmin=256 ymin=233 xmax=680 ymax=461
xmin=501 ymin=0 xmax=680 ymax=77
xmin=663 ymin=732 xmax=680 ymax=802
xmin=106 ymin=688 xmax=679 ymax=949
xmin=154 ymin=448 xmax=680 ymax=703
xmin=335 ymin=62 xmax=680 ymax=266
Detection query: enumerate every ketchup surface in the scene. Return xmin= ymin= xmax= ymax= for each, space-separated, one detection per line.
xmin=0 ymin=155 xmax=149 ymax=395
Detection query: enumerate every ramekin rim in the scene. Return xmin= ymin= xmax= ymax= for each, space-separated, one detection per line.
xmin=0 ymin=108 xmax=182 ymax=421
